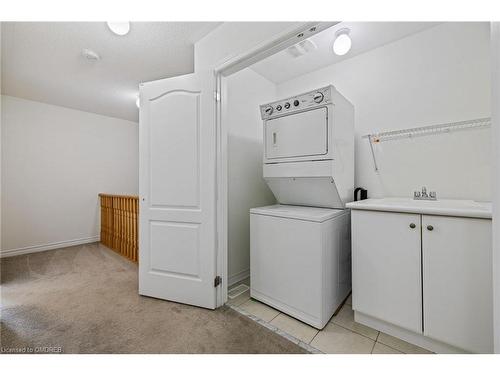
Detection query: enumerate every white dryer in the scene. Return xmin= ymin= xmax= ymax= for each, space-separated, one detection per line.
xmin=250 ymin=86 xmax=354 ymax=329
xmin=260 ymin=85 xmax=354 ymax=209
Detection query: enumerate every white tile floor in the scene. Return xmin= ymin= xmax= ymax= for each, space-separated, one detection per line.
xmin=227 ymin=280 xmax=432 ymax=354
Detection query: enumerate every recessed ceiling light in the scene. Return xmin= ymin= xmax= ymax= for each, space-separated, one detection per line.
xmin=333 ymin=28 xmax=352 ymax=56
xmin=107 ymin=22 xmax=130 ymax=36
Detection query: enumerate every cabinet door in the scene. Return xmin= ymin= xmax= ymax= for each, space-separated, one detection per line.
xmin=352 ymin=210 xmax=422 ymax=333
xmin=422 ymin=215 xmax=493 ymax=353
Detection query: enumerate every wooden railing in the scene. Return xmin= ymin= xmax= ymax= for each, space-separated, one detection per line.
xmin=99 ymin=193 xmax=139 ymax=263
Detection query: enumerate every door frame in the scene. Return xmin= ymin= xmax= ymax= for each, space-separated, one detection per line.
xmin=212 ymin=22 xmax=339 ymax=307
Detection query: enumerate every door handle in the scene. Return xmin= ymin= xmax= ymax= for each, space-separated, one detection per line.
xmin=427 ymin=225 xmax=434 ymax=231
xmin=272 ymin=132 xmax=277 ymax=146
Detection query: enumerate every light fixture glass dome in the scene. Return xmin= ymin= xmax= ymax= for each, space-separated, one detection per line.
xmin=333 ymin=29 xmax=352 ymax=56
xmin=107 ymin=22 xmax=130 ymax=36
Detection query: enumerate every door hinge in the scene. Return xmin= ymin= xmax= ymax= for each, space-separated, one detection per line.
xmin=214 ymin=91 xmax=220 ymax=102
xmin=214 ymin=275 xmax=222 ymax=287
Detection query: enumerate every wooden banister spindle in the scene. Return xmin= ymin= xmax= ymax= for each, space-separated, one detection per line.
xmin=99 ymin=193 xmax=139 ymax=263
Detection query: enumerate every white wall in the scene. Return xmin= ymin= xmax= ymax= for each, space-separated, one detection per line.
xmin=1 ymin=95 xmax=138 ymax=256
xmin=276 ymin=23 xmax=491 ymax=201
xmin=226 ymin=68 xmax=276 ymax=285
xmin=491 ymin=22 xmax=500 ymax=354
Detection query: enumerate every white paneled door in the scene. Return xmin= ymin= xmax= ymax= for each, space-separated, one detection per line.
xmin=139 ymin=73 xmax=217 ymax=309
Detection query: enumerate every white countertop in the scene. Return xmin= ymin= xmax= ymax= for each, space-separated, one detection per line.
xmin=346 ymin=197 xmax=492 ymax=219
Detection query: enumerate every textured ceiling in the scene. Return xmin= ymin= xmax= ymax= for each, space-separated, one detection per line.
xmin=251 ymin=22 xmax=441 ymax=84
xmin=1 ymin=22 xmax=221 ymax=122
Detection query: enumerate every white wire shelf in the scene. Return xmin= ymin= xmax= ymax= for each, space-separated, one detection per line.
xmin=362 ymin=117 xmax=491 ymax=172
xmin=363 ymin=117 xmax=491 ymax=143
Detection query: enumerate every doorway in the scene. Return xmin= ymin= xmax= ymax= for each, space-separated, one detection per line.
xmin=215 ymin=22 xmax=337 ymax=306
xmin=215 ymin=22 xmax=493 ymax=354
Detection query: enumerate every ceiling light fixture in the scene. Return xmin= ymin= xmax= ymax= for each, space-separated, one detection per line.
xmin=333 ymin=28 xmax=352 ymax=56
xmin=107 ymin=22 xmax=130 ymax=36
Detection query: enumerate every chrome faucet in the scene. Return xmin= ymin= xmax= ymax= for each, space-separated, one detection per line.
xmin=414 ymin=186 xmax=437 ymax=200
xmin=421 ymin=186 xmax=428 ymax=198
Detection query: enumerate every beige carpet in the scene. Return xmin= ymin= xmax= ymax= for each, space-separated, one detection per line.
xmin=0 ymin=243 xmax=305 ymax=354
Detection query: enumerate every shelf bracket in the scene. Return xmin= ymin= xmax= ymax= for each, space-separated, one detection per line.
xmin=367 ymin=134 xmax=379 ymax=172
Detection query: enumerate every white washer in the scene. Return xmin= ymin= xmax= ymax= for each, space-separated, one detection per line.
xmin=250 ymin=204 xmax=351 ymax=329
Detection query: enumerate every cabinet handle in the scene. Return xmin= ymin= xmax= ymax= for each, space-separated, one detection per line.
xmin=409 ymin=223 xmax=416 ymax=229
xmin=427 ymin=225 xmax=434 ymax=231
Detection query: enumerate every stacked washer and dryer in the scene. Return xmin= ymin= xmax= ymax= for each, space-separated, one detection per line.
xmin=250 ymin=85 xmax=354 ymax=329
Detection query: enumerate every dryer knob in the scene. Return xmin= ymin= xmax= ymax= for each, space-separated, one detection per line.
xmin=264 ymin=106 xmax=273 ymax=115
xmin=313 ymin=92 xmax=324 ymax=103
xmin=284 ymin=102 xmax=291 ymax=109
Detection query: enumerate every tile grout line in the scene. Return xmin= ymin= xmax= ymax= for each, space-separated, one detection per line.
xmin=370 ymin=339 xmax=376 ymax=354
xmin=268 ymin=311 xmax=319 ymax=347
xmin=382 ymin=343 xmax=407 ymax=354
xmin=269 ymin=312 xmax=281 ymax=324
xmin=374 ymin=332 xmax=406 ymax=353
xmin=375 ymin=332 xmax=428 ymax=354
xmin=228 ymin=304 xmax=324 ymax=354
xmin=334 ymin=305 xmax=426 ymax=354
xmin=308 ymin=329 xmax=321 ymax=345
xmin=233 ymin=298 xmax=388 ymax=354
xmin=329 ymin=321 xmax=378 ymax=342
xmin=375 ymin=342 xmax=405 ymax=354
xmin=232 ymin=296 xmax=253 ymax=308
xmin=376 ymin=337 xmax=409 ymax=354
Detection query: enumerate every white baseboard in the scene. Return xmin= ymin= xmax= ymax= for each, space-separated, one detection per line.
xmin=355 ymin=311 xmax=468 ymax=354
xmin=228 ymin=268 xmax=250 ymax=286
xmin=0 ymin=236 xmax=100 ymax=258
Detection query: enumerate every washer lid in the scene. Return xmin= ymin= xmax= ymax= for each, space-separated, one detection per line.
xmin=250 ymin=204 xmax=346 ymax=222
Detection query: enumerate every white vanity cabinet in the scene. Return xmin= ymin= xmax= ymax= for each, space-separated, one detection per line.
xmin=347 ymin=198 xmax=493 ymax=353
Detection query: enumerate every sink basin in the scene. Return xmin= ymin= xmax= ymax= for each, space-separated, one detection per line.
xmin=346 ymin=197 xmax=492 ymax=219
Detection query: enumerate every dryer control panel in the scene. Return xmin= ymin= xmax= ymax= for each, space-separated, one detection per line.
xmin=260 ymin=85 xmax=333 ymax=120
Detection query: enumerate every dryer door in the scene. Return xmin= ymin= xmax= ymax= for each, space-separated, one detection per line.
xmin=265 ymin=107 xmax=329 ymax=162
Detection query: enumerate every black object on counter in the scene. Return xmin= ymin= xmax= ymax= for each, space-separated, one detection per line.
xmin=354 ymin=187 xmax=368 ymax=201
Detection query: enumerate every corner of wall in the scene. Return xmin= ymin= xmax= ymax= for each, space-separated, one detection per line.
xmin=490 ymin=21 xmax=500 ymax=354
